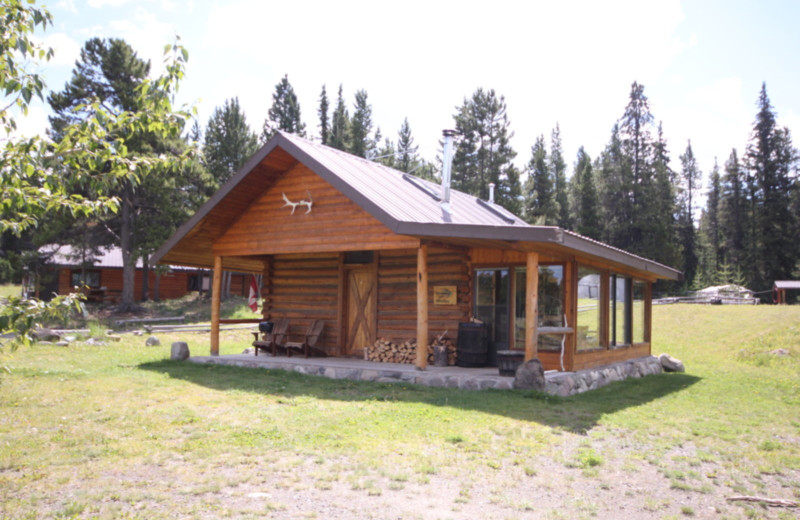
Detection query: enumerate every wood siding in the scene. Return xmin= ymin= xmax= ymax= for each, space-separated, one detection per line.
xmin=572 ymin=343 xmax=652 ymax=371
xmin=262 ymin=253 xmax=340 ymax=353
xmin=377 ymin=247 xmax=470 ymax=345
xmin=55 ymin=268 xmax=249 ymax=301
xmin=213 ymin=164 xmax=419 ymax=257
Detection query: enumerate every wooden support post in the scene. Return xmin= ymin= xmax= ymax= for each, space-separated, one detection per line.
xmin=210 ymin=255 xmax=222 ymax=356
xmin=525 ymin=251 xmax=539 ymax=362
xmin=415 ymin=244 xmax=429 ymax=370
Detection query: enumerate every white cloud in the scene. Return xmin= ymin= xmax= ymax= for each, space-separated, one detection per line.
xmin=87 ymin=0 xmax=133 ymax=7
xmin=56 ymin=0 xmax=78 ymax=14
xmin=37 ymin=32 xmax=82 ymax=67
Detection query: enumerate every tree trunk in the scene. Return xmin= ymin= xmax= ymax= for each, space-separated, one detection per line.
xmin=141 ymin=255 xmax=150 ymax=301
xmin=153 ymin=272 xmax=161 ymax=302
xmin=223 ymin=271 xmax=231 ymax=300
xmin=117 ymin=182 xmax=138 ymax=312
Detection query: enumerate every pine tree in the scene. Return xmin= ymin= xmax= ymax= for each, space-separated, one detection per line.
xmin=568 ymin=146 xmax=591 ymax=224
xmin=375 ymin=136 xmax=396 ymax=168
xmin=705 ymin=159 xmax=722 ymax=275
xmin=262 ymin=74 xmax=305 ymax=141
xmin=677 ymin=141 xmax=701 ymax=287
xmin=618 ymin=81 xmax=654 ymax=254
xmin=523 ymin=135 xmax=556 ymax=224
xmin=549 ymin=124 xmax=570 ymax=228
xmin=48 ymin=37 xmax=149 ymax=138
xmin=645 ymin=123 xmax=679 ymax=268
xmin=328 ymin=84 xmax=350 ymax=152
xmin=719 ymin=149 xmax=747 ymax=270
xmin=576 ymin=157 xmax=600 ymax=239
xmin=744 ymin=83 xmax=799 ymax=290
xmin=318 ymin=84 xmax=329 ymax=145
xmin=203 ymin=97 xmax=259 ymax=187
xmin=596 ymin=123 xmax=632 ymax=247
xmin=47 ymin=37 xmax=194 ymax=310
xmin=396 ymin=117 xmax=421 ymax=174
xmin=350 ymin=89 xmax=374 ymax=158
xmin=451 ymin=88 xmax=521 ymax=214
xmin=188 ymin=118 xmax=202 ymax=144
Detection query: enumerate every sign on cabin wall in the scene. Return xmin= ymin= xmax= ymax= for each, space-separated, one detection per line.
xmin=433 ymin=285 xmax=457 ymax=305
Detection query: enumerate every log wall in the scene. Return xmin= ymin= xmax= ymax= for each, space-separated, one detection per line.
xmin=377 ymin=247 xmax=471 ymax=345
xmin=262 ymin=253 xmax=340 ymax=353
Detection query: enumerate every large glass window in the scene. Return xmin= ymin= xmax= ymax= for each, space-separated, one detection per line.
xmin=474 ymin=269 xmax=509 ymax=352
xmin=512 ymin=265 xmax=564 ymax=351
xmin=609 ymin=274 xmax=632 ymax=347
xmin=633 ymin=281 xmax=646 ymax=344
xmin=577 ymin=266 xmax=602 ymax=350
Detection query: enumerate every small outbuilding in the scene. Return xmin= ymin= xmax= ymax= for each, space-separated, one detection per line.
xmin=774 ymin=280 xmax=800 ymax=304
xmin=152 ymin=131 xmax=681 ymax=372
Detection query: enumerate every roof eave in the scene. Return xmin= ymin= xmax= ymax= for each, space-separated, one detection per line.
xmin=150 ymin=135 xmax=287 ymax=265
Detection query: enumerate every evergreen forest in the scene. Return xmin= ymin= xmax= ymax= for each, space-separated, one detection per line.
xmin=3 ymin=35 xmax=798 ymax=303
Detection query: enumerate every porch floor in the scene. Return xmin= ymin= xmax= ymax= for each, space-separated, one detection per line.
xmin=187 ymin=353 xmax=664 ymax=394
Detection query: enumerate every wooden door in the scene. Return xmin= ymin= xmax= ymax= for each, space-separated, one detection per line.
xmin=345 ymin=268 xmax=377 ymax=355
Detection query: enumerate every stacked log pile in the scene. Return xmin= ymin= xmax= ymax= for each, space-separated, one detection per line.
xmin=366 ymin=337 xmax=457 ymax=365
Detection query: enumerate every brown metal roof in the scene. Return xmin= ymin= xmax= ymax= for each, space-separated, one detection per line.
xmin=151 ymin=131 xmax=681 ymax=281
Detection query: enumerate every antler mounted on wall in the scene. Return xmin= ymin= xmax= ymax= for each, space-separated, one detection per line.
xmin=281 ymin=190 xmax=313 ymax=215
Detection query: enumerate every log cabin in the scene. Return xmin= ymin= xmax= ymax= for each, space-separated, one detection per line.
xmin=151 ymin=131 xmax=681 ymax=372
xmin=41 ymin=244 xmax=250 ymax=303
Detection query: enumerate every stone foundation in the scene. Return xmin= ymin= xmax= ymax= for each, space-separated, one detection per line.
xmin=544 ymin=356 xmax=664 ymax=396
xmin=189 ymin=354 xmax=663 ymax=394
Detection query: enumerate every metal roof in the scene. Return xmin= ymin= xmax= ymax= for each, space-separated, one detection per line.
xmin=42 ymin=244 xmax=191 ymax=271
xmin=151 ymin=131 xmax=681 ymax=281
xmin=774 ymin=280 xmax=800 ymax=290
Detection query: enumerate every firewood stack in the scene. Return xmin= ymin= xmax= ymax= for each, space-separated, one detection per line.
xmin=366 ymin=337 xmax=457 ymax=365
xmin=367 ymin=338 xmax=418 ymax=364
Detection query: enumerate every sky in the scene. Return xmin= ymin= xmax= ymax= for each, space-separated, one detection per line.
xmin=22 ymin=0 xmax=800 ymax=191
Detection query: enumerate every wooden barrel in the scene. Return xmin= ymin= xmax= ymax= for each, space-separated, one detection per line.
xmin=456 ymin=322 xmax=488 ymax=367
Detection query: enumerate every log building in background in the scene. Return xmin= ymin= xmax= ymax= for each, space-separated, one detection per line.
xmin=40 ymin=244 xmax=250 ymax=303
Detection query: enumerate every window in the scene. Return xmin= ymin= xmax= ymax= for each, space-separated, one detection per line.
xmin=577 ymin=266 xmax=602 ymax=350
xmin=474 ymin=269 xmax=510 ymax=350
xmin=633 ymin=281 xmax=646 ymax=344
xmin=609 ymin=274 xmax=631 ymax=347
xmin=344 ymin=251 xmax=374 ymax=264
xmin=71 ymin=270 xmax=100 ymax=288
xmin=512 ymin=265 xmax=564 ymax=351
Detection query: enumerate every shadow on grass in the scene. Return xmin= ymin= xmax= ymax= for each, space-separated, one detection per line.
xmin=139 ymin=360 xmax=700 ymax=434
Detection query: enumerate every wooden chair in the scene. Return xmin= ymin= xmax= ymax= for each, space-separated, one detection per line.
xmin=251 ymin=317 xmax=290 ymax=356
xmin=285 ymin=319 xmax=326 ymax=358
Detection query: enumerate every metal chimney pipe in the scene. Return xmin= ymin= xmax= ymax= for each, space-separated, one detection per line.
xmin=488 ymin=182 xmax=495 ymax=204
xmin=440 ymin=129 xmax=457 ymax=212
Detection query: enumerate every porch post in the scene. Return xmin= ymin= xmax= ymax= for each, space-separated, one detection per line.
xmin=525 ymin=251 xmax=539 ymax=362
xmin=210 ymin=255 xmax=223 ymax=356
xmin=415 ymin=244 xmax=429 ymax=370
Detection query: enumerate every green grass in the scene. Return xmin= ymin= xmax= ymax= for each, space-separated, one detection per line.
xmin=1 ymin=304 xmax=799 ymax=518
xmin=0 ymin=283 xmax=21 ymax=299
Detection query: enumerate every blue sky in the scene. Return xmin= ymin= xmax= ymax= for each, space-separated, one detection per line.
xmin=24 ymin=0 xmax=800 ymax=193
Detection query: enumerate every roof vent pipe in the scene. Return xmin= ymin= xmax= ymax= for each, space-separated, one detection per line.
xmin=440 ymin=129 xmax=457 ymax=213
xmin=488 ymin=182 xmax=495 ymax=204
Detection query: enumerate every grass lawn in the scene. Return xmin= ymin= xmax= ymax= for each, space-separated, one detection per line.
xmin=0 ymin=304 xmax=798 ymax=519
xmin=0 ymin=283 xmax=21 ymax=299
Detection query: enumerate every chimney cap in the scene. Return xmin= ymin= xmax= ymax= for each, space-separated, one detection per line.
xmin=442 ymin=129 xmax=458 ymax=138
